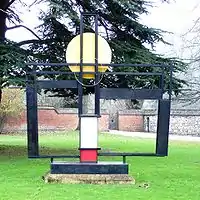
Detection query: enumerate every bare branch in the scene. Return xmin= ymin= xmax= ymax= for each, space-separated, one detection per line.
xmin=6 ymin=25 xmax=41 ymax=40
xmin=182 ymin=17 xmax=200 ymax=37
xmin=29 ymin=0 xmax=44 ymax=7
xmin=0 ymin=8 xmax=21 ymax=23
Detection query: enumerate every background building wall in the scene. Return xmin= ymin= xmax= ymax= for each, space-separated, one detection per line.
xmin=3 ymin=107 xmax=200 ymax=136
xmin=143 ymin=110 xmax=200 ymax=136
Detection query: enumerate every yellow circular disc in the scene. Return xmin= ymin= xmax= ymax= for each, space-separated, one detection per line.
xmin=66 ymin=32 xmax=112 ymax=79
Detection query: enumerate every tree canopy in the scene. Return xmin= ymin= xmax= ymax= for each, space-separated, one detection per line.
xmin=0 ymin=0 xmax=187 ymax=102
xmin=0 ymin=0 xmax=30 ymax=101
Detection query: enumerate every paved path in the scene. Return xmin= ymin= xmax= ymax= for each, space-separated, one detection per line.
xmin=108 ymin=130 xmax=200 ymax=142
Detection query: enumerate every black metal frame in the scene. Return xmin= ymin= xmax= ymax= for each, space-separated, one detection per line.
xmin=25 ymin=13 xmax=173 ymax=162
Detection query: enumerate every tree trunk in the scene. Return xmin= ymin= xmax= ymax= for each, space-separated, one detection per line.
xmin=0 ymin=88 xmax=2 ymax=103
xmin=0 ymin=0 xmax=7 ymax=41
xmin=0 ymin=0 xmax=9 ymax=103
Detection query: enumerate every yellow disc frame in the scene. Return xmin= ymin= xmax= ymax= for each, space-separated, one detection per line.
xmin=66 ymin=32 xmax=112 ymax=79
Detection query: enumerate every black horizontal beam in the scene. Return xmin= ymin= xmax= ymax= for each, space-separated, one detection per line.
xmin=26 ymin=62 xmax=169 ymax=68
xmin=100 ymin=88 xmax=163 ymax=100
xmin=37 ymin=80 xmax=78 ymax=89
xmin=28 ymin=152 xmax=164 ymax=159
xmin=29 ymin=155 xmax=80 ymax=159
xmin=29 ymin=71 xmax=162 ymax=76
xmin=104 ymin=72 xmax=162 ymax=76
xmin=98 ymin=152 xmax=163 ymax=157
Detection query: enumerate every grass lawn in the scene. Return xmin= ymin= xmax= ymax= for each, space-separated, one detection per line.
xmin=0 ymin=131 xmax=200 ymax=200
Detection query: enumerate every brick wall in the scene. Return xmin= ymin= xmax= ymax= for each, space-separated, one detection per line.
xmin=118 ymin=111 xmax=144 ymax=132
xmin=38 ymin=108 xmax=78 ymax=130
xmin=3 ymin=107 xmax=110 ymax=132
xmin=5 ymin=108 xmax=200 ymax=135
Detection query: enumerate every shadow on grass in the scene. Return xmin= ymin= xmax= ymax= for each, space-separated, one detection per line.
xmin=0 ymin=145 xmax=79 ymax=157
xmin=0 ymin=144 xmax=114 ymax=158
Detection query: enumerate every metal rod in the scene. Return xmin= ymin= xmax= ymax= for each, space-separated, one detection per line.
xmin=161 ymin=66 xmax=165 ymax=98
xmin=80 ymin=14 xmax=84 ymax=75
xmin=78 ymin=13 xmax=84 ymax=115
xmin=94 ymin=14 xmax=100 ymax=115
xmin=29 ymin=71 xmax=163 ymax=76
xmin=169 ymin=63 xmax=173 ymax=101
xmin=29 ymin=155 xmax=80 ymax=159
xmin=122 ymin=156 xmax=126 ymax=163
xmin=98 ymin=152 xmax=160 ymax=157
xmin=95 ymin=14 xmax=98 ymax=74
xmin=26 ymin=62 xmax=170 ymax=68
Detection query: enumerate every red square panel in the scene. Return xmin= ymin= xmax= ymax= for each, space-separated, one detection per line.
xmin=80 ymin=149 xmax=98 ymax=162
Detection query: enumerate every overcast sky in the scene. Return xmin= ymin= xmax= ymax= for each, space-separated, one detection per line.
xmin=141 ymin=0 xmax=200 ymax=58
xmin=6 ymin=0 xmax=200 ymax=59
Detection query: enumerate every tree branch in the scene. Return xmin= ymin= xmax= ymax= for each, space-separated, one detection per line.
xmin=6 ymin=25 xmax=41 ymax=40
xmin=0 ymin=8 xmax=10 ymax=15
xmin=16 ymin=39 xmax=41 ymax=46
xmin=16 ymin=38 xmax=54 ymax=46
xmin=4 ymin=0 xmax=17 ymax=10
xmin=29 ymin=0 xmax=44 ymax=7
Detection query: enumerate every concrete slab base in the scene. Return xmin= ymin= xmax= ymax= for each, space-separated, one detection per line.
xmin=43 ymin=173 xmax=135 ymax=184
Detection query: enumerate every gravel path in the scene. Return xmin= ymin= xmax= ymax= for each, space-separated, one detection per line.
xmin=108 ymin=130 xmax=200 ymax=142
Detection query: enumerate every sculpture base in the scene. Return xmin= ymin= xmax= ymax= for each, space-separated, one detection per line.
xmin=43 ymin=173 xmax=135 ymax=184
xmin=51 ymin=161 xmax=128 ymax=174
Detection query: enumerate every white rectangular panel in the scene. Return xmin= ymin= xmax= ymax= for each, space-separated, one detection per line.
xmin=80 ymin=117 xmax=98 ymax=148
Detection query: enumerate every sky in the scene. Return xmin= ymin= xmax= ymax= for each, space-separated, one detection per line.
xmin=6 ymin=0 xmax=200 ymax=60
xmin=140 ymin=0 xmax=200 ymax=58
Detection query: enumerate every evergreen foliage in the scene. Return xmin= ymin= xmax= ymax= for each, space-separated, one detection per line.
xmin=0 ymin=0 xmax=187 ymax=102
xmin=29 ymin=0 xmax=186 ymax=98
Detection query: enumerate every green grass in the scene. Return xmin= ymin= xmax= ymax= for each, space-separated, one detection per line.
xmin=0 ymin=132 xmax=200 ymax=200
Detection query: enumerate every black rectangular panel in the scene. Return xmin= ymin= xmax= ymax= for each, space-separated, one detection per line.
xmin=37 ymin=80 xmax=77 ymax=89
xmin=156 ymin=100 xmax=171 ymax=156
xmin=100 ymin=88 xmax=162 ymax=100
xmin=51 ymin=162 xmax=128 ymax=174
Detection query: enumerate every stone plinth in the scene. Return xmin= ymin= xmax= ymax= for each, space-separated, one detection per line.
xmin=43 ymin=173 xmax=135 ymax=184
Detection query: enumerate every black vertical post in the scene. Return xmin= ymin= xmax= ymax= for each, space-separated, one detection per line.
xmin=156 ymin=63 xmax=172 ymax=156
xmin=147 ymin=117 xmax=150 ymax=132
xmin=160 ymin=65 xmax=165 ymax=98
xmin=156 ymin=99 xmax=171 ymax=156
xmin=94 ymin=14 xmax=100 ymax=116
xmin=26 ymin=70 xmax=39 ymax=157
xmin=169 ymin=63 xmax=173 ymax=101
xmin=78 ymin=13 xmax=84 ymax=116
